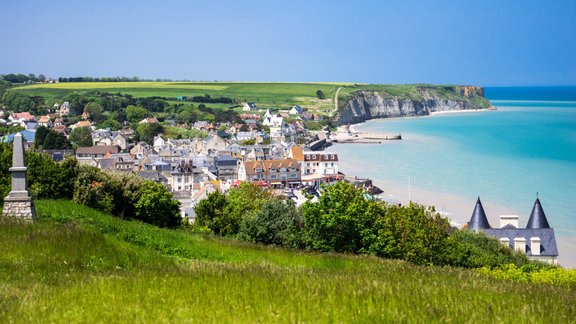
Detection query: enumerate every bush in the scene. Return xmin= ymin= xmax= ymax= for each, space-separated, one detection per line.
xmin=194 ymin=191 xmax=228 ymax=235
xmin=367 ymin=203 xmax=451 ymax=265
xmin=73 ymin=165 xmax=181 ymax=228
xmin=239 ymin=199 xmax=303 ymax=248
xmin=441 ymin=230 xmax=529 ymax=268
xmin=301 ymin=182 xmax=380 ymax=253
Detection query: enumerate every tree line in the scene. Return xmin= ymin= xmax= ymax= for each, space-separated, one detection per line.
xmin=0 ymin=143 xmax=181 ymax=228
xmin=194 ymin=181 xmax=535 ymax=269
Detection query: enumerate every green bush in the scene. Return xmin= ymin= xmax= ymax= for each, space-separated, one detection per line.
xmin=441 ymin=230 xmax=529 ymax=268
xmin=73 ymin=165 xmax=180 ymax=228
xmin=239 ymin=199 xmax=303 ymax=248
xmin=301 ymin=182 xmax=380 ymax=253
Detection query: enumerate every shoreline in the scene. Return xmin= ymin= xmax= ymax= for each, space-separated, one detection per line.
xmin=330 ymin=109 xmax=576 ymax=268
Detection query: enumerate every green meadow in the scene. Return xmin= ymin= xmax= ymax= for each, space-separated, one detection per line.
xmin=12 ymin=82 xmax=347 ymax=109
xmin=0 ymin=199 xmax=574 ymax=322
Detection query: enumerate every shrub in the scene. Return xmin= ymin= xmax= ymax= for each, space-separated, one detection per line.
xmin=441 ymin=230 xmax=529 ymax=268
xmin=368 ymin=203 xmax=451 ymax=265
xmin=301 ymin=182 xmax=380 ymax=253
xmin=194 ymin=191 xmax=228 ymax=235
xmin=239 ymin=199 xmax=303 ymax=248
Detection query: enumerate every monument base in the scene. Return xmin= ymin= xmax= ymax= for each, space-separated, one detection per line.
xmin=2 ymin=195 xmax=37 ymax=223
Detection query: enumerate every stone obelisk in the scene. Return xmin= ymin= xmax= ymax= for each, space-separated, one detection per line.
xmin=2 ymin=132 xmax=36 ymax=222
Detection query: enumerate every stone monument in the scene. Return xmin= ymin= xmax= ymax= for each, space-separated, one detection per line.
xmin=2 ymin=132 xmax=36 ymax=222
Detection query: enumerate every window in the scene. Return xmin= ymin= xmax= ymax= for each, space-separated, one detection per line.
xmin=271 ymin=168 xmax=277 ymax=173
xmin=270 ymin=174 xmax=277 ymax=179
xmin=306 ymin=155 xmax=310 ymax=159
xmin=289 ymin=173 xmax=298 ymax=178
xmin=255 ymin=168 xmax=263 ymax=173
xmin=280 ymin=167 xmax=287 ymax=172
xmin=331 ymin=155 xmax=335 ymax=159
xmin=312 ymin=155 xmax=316 ymax=159
xmin=290 ymin=167 xmax=296 ymax=171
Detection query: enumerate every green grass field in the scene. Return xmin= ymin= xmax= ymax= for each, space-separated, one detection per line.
xmin=12 ymin=82 xmax=346 ymax=110
xmin=0 ymin=199 xmax=574 ymax=322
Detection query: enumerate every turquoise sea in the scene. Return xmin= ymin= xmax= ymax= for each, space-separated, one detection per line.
xmin=330 ymin=86 xmax=576 ymax=267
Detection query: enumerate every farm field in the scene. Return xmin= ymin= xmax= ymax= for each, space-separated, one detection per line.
xmin=0 ymin=199 xmax=573 ymax=322
xmin=12 ymin=82 xmax=349 ymax=109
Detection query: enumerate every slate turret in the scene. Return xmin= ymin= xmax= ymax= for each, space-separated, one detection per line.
xmin=526 ymin=197 xmax=550 ymax=229
xmin=468 ymin=197 xmax=491 ymax=230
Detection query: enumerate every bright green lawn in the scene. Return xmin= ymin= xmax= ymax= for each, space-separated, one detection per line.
xmin=0 ymin=199 xmax=573 ymax=322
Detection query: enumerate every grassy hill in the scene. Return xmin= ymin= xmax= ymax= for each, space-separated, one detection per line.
xmin=0 ymin=200 xmax=574 ymax=322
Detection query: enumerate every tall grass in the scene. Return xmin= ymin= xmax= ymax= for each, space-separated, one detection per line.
xmin=0 ymin=199 xmax=573 ymax=322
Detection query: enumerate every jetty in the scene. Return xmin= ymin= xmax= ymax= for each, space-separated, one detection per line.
xmin=330 ymin=131 xmax=401 ymax=144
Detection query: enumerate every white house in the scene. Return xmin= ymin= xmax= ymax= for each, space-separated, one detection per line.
xmin=243 ymin=102 xmax=257 ymax=111
xmin=289 ymin=105 xmax=304 ymax=115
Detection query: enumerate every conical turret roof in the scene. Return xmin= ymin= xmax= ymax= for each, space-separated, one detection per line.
xmin=469 ymin=197 xmax=491 ymax=230
xmin=526 ymin=197 xmax=550 ymax=229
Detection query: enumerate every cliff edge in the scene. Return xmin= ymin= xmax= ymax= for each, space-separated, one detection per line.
xmin=334 ymin=85 xmax=491 ymax=125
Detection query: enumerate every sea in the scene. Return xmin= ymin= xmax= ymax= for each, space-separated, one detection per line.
xmin=330 ymin=86 xmax=576 ymax=267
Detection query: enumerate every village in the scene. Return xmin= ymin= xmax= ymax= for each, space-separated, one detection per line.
xmin=0 ymin=100 xmax=379 ymax=222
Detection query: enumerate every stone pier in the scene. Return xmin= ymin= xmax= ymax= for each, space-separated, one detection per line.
xmin=2 ymin=132 xmax=36 ymax=222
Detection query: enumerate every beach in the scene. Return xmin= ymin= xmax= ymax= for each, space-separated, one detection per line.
xmin=329 ymin=101 xmax=576 ymax=268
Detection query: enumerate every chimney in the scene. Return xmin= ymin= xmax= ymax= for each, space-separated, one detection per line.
xmin=514 ymin=237 xmax=526 ymax=253
xmin=500 ymin=215 xmax=519 ymax=228
xmin=530 ymin=237 xmax=541 ymax=256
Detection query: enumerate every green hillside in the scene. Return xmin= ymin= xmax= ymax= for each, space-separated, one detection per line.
xmin=0 ymin=199 xmax=574 ymax=322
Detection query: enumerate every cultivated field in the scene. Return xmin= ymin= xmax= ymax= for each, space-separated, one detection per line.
xmin=0 ymin=199 xmax=573 ymax=322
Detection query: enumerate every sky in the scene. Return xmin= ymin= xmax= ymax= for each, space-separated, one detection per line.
xmin=1 ymin=0 xmax=575 ymax=86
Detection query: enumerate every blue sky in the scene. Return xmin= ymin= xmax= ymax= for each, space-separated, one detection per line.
xmin=1 ymin=0 xmax=575 ymax=85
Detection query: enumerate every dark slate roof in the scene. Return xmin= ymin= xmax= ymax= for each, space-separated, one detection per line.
xmin=483 ymin=228 xmax=558 ymax=257
xmin=468 ymin=197 xmax=491 ymax=230
xmin=526 ymin=198 xmax=550 ymax=229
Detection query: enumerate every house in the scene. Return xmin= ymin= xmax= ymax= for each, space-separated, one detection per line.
xmin=236 ymin=131 xmax=255 ymax=142
xmin=76 ymin=145 xmax=120 ymax=159
xmin=195 ymin=134 xmax=227 ymax=156
xmin=243 ymin=102 xmax=257 ymax=111
xmin=139 ymin=116 xmax=159 ymax=124
xmin=263 ymin=109 xmax=273 ymax=119
xmin=468 ymin=197 xmax=558 ymax=265
xmin=59 ymin=102 xmax=70 ymax=116
xmin=112 ymin=134 xmax=127 ymax=150
xmin=70 ymin=120 xmax=92 ymax=130
xmin=289 ymin=105 xmax=304 ymax=115
xmin=37 ymin=116 xmax=53 ymax=128
xmin=289 ymin=146 xmax=341 ymax=186
xmin=153 ymin=134 xmax=167 ymax=152
xmin=130 ymin=142 xmax=152 ymax=159
xmin=262 ymin=115 xmax=283 ymax=127
xmin=215 ymin=154 xmax=239 ymax=181
xmin=238 ymin=158 xmax=301 ymax=188
xmin=9 ymin=112 xmax=36 ymax=124
xmin=170 ymin=159 xmax=196 ymax=192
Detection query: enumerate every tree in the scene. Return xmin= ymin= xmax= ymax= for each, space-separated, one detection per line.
xmin=316 ymin=90 xmax=326 ymax=99
xmin=84 ymin=101 xmax=104 ymax=122
xmin=301 ymin=181 xmax=380 ymax=253
xmin=99 ymin=119 xmax=122 ymax=131
xmin=126 ymin=105 xmax=152 ymax=123
xmin=136 ymin=123 xmax=163 ymax=144
xmin=368 ymin=202 xmax=451 ymax=265
xmin=239 ymin=199 xmax=303 ymax=248
xmin=194 ymin=191 xmax=228 ymax=234
xmin=135 ymin=181 xmax=181 ymax=228
xmin=69 ymin=127 xmax=93 ymax=147
xmin=221 ymin=182 xmax=274 ymax=235
xmin=27 ymin=152 xmax=78 ymax=199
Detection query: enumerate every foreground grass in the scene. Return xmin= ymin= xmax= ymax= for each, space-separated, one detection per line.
xmin=0 ymin=200 xmax=574 ymax=322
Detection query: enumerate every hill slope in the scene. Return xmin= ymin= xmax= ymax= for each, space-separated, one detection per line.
xmin=0 ymin=199 xmax=574 ymax=322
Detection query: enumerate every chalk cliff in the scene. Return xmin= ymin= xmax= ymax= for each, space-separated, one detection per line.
xmin=335 ymin=86 xmax=490 ymax=125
